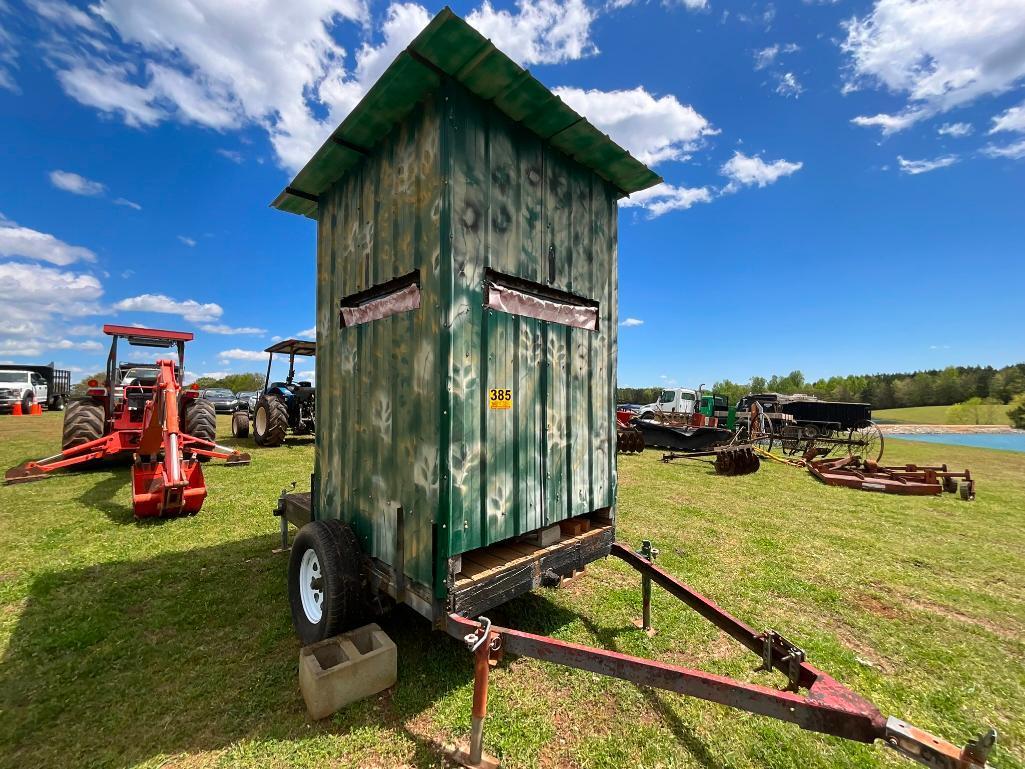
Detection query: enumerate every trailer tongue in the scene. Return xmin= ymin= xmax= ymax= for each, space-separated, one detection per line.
xmin=445 ymin=541 xmax=996 ymax=769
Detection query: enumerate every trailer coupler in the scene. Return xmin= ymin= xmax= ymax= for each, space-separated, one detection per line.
xmin=443 ymin=541 xmax=995 ymax=769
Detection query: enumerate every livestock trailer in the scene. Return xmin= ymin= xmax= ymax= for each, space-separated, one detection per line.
xmin=271 ymin=10 xmax=993 ymax=768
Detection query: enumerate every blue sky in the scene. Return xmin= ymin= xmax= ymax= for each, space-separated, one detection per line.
xmin=1 ymin=0 xmax=1023 ymax=389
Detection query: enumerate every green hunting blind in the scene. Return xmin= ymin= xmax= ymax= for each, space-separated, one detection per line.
xmin=273 ymin=8 xmax=661 ymax=618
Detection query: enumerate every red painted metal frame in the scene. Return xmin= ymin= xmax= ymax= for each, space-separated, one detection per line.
xmin=444 ymin=541 xmax=993 ymax=768
xmin=102 ymin=324 xmax=194 ymax=342
xmin=5 ymin=358 xmax=249 ymax=517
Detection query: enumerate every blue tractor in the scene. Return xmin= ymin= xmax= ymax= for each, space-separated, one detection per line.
xmin=231 ymin=339 xmax=316 ymax=447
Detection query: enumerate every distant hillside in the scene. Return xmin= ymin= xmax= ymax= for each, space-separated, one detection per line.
xmin=874 ymin=404 xmax=1012 ymax=426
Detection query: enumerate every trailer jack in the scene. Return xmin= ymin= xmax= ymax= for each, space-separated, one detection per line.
xmin=444 ymin=541 xmax=995 ymax=769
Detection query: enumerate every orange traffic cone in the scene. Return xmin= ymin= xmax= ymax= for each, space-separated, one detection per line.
xmin=30 ymin=403 xmax=43 ymax=415
xmin=11 ymin=403 xmax=22 ymax=416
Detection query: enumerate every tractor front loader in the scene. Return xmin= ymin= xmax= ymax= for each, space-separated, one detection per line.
xmin=5 ymin=324 xmax=250 ymax=518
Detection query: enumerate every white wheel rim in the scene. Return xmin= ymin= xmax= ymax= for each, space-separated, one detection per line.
xmin=256 ymin=407 xmax=267 ymax=434
xmin=299 ymin=548 xmax=324 ymax=624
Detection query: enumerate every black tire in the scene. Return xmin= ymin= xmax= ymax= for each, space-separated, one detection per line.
xmin=231 ymin=411 xmax=250 ymax=439
xmin=48 ymin=395 xmax=66 ymax=411
xmin=61 ymin=399 xmax=105 ymax=450
xmin=21 ymin=391 xmax=33 ymax=413
xmin=288 ymin=520 xmax=365 ymax=644
xmin=182 ymin=398 xmax=217 ymax=462
xmin=253 ymin=394 xmax=288 ymax=447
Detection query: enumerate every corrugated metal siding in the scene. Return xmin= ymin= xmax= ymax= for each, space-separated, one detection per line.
xmin=443 ymin=81 xmax=617 ymax=563
xmin=315 ymin=80 xmax=618 ymax=598
xmin=315 ymin=95 xmax=444 ymax=589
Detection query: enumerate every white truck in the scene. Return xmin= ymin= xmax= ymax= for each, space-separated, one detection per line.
xmin=637 ymin=387 xmax=699 ymax=420
xmin=0 ymin=364 xmax=71 ymax=413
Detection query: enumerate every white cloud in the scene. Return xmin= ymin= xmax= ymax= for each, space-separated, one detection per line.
xmin=981 ymin=139 xmax=1025 ymax=159
xmin=850 ymin=109 xmax=928 ymax=135
xmin=775 ymin=72 xmax=803 ymax=98
xmin=0 ymin=216 xmax=96 ymax=265
xmin=37 ymin=0 xmax=598 ymax=172
xmin=937 ymin=122 xmax=973 ymax=137
xmin=554 ymin=86 xmax=717 ymax=165
xmin=0 ymin=12 xmax=20 ymax=93
xmin=842 ymin=0 xmax=1025 ymax=134
xmin=467 ymin=0 xmax=597 ymax=65
xmin=295 ymin=327 xmax=317 ymax=339
xmin=721 ymin=151 xmax=802 ymax=188
xmin=620 ymin=317 xmax=644 ymax=327
xmin=0 ymin=261 xmax=104 ymax=322
xmin=178 ymin=235 xmax=197 ymax=247
xmin=897 ymin=154 xmax=958 ymax=174
xmin=113 ymin=197 xmax=142 ymax=210
xmin=753 ymin=42 xmax=798 ymax=70
xmin=217 ymin=149 xmax=243 ymax=164
xmin=113 ymin=294 xmax=223 ymax=322
xmin=219 ymin=348 xmax=269 ymax=361
xmin=199 ymin=323 xmax=267 ymax=335
xmin=621 ymin=183 xmax=713 ymax=217
xmin=990 ymin=102 xmax=1025 ymax=134
xmin=49 ymin=170 xmax=105 ymax=196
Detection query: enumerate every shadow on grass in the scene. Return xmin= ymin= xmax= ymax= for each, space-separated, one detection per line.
xmin=0 ymin=535 xmax=473 ymax=768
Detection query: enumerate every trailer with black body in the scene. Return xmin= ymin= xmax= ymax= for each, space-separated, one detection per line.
xmin=268 ymin=10 xmax=993 ymax=768
xmin=736 ymin=392 xmax=884 ymax=461
xmin=0 ymin=362 xmax=71 ymax=412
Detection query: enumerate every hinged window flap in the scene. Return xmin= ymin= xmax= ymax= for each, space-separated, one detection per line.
xmin=340 ymin=270 xmax=421 ymax=327
xmin=485 ymin=270 xmax=599 ymax=331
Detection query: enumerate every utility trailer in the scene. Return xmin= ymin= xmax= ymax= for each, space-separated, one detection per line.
xmin=0 ymin=362 xmax=71 ymax=411
xmin=270 ymin=9 xmax=994 ymax=768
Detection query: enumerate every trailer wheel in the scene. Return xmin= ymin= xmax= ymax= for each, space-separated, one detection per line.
xmin=62 ymin=399 xmax=105 ymax=450
xmin=288 ymin=520 xmax=364 ymax=644
xmin=231 ymin=411 xmax=250 ymax=439
xmin=253 ymin=394 xmax=288 ymax=447
xmin=48 ymin=395 xmax=66 ymax=411
xmin=183 ymin=398 xmax=217 ymax=462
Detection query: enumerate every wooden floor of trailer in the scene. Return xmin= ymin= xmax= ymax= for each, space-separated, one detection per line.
xmin=454 ymin=520 xmax=613 ymax=587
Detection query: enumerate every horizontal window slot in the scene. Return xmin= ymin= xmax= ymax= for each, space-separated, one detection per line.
xmin=340 ymin=270 xmax=421 ymax=327
xmin=484 ymin=269 xmax=598 ymax=331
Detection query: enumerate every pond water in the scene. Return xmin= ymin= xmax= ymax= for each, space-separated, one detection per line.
xmin=888 ymin=432 xmax=1025 ymax=453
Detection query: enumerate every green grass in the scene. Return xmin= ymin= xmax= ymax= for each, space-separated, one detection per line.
xmin=1 ymin=413 xmax=1023 ymax=769
xmin=874 ymin=404 xmax=1012 ymax=425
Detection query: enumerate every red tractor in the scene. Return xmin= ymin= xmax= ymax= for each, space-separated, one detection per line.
xmin=6 ymin=325 xmax=249 ymax=517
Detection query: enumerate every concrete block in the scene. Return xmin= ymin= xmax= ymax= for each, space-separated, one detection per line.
xmin=299 ymin=623 xmax=397 ymax=720
xmin=520 ymin=524 xmax=561 ymax=547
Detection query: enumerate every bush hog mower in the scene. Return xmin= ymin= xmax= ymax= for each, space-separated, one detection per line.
xmin=5 ymin=325 xmax=250 ymax=518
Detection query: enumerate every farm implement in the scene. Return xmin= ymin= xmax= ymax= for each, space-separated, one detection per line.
xmin=5 ymin=325 xmax=249 ymax=517
xmin=661 ymin=444 xmax=761 ymax=475
xmin=808 ymin=455 xmax=975 ymax=500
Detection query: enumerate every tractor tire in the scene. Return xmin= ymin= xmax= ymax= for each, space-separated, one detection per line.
xmin=231 ymin=411 xmax=250 ymax=439
xmin=288 ymin=520 xmax=365 ymax=644
xmin=253 ymin=394 xmax=288 ymax=447
xmin=62 ymin=399 xmax=106 ymax=450
xmin=183 ymin=398 xmax=217 ymax=462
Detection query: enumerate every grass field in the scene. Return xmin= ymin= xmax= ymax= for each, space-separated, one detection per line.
xmin=873 ymin=404 xmax=1013 ymax=425
xmin=1 ymin=413 xmax=1022 ymax=769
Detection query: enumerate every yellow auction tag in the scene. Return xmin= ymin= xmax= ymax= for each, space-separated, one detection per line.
xmin=488 ymin=387 xmax=512 ymax=410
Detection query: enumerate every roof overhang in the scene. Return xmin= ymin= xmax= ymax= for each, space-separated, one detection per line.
xmin=103 ymin=324 xmax=193 ymax=346
xmin=272 ymin=7 xmax=662 ymax=219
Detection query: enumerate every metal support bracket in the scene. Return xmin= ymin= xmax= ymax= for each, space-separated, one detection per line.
xmin=757 ymin=630 xmax=805 ymax=692
xmin=885 ymin=717 xmax=995 ymax=769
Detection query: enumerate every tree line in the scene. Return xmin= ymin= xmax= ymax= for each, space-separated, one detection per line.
xmin=617 ymin=363 xmax=1025 ymax=411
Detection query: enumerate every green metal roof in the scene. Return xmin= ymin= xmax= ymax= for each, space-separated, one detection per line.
xmin=272 ymin=7 xmax=662 ymax=218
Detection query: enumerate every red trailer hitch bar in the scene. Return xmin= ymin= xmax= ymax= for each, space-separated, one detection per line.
xmin=445 ymin=541 xmax=996 ymax=769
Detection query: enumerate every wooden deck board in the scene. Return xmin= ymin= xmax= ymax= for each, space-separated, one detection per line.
xmin=453 ymin=521 xmax=613 ymax=587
